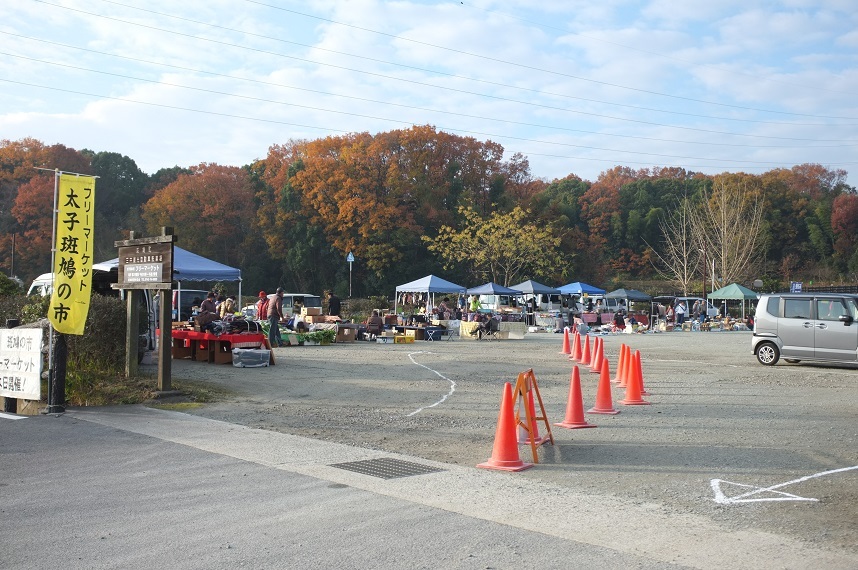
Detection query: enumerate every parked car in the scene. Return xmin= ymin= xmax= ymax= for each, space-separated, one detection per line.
xmin=172 ymin=289 xmax=209 ymax=322
xmin=752 ymin=293 xmax=858 ymax=365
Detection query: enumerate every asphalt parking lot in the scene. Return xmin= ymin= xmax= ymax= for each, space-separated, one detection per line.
xmin=165 ymin=329 xmax=857 ymax=560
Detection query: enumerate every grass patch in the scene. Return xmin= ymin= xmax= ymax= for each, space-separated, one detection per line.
xmin=169 ymin=379 xmax=235 ymax=403
xmin=65 ymin=370 xmax=235 ymax=408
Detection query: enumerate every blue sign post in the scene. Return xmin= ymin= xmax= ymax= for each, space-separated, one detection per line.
xmin=346 ymin=252 xmax=355 ymax=298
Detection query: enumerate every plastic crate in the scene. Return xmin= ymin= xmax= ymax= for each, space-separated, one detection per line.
xmin=232 ymin=348 xmax=270 ymax=367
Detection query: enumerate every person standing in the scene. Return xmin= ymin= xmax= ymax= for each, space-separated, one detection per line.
xmin=255 ymin=291 xmax=267 ymax=318
xmin=327 ymin=291 xmax=341 ymax=317
xmin=675 ymin=301 xmax=687 ymax=325
xmin=469 ymin=295 xmax=482 ymax=321
xmin=268 ymin=288 xmax=285 ymax=348
xmin=692 ymin=299 xmax=701 ymax=322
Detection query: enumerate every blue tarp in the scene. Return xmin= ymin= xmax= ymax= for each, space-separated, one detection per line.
xmin=558 ymin=281 xmax=606 ymax=295
xmin=395 ymin=274 xmax=467 ymax=294
xmin=466 ymin=282 xmax=523 ymax=296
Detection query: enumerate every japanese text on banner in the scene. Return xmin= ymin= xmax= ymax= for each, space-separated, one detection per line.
xmin=49 ymin=174 xmax=96 ymax=335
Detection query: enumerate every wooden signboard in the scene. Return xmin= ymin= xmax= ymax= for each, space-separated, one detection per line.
xmin=115 ymin=236 xmax=174 ymax=290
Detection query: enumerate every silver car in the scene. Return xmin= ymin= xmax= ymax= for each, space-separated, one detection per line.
xmin=752 ymin=293 xmax=858 ymax=365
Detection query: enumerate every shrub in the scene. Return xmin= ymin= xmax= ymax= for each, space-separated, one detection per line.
xmin=0 ymin=273 xmax=22 ymax=296
xmin=344 ymin=296 xmax=391 ymax=322
xmin=1 ymin=293 xmax=130 ymax=402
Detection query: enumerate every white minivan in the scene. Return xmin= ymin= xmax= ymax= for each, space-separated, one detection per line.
xmin=752 ymin=293 xmax=858 ymax=365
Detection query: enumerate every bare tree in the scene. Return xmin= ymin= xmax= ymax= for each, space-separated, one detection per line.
xmin=647 ymin=197 xmax=700 ymax=295
xmin=690 ymin=178 xmax=763 ymax=286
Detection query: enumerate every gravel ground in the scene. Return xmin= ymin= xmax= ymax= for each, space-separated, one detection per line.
xmin=162 ymin=330 xmax=857 ymax=556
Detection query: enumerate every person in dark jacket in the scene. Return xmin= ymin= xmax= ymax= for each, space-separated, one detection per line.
xmin=327 ymin=291 xmax=341 ymax=316
xmin=199 ymin=292 xmax=217 ymax=314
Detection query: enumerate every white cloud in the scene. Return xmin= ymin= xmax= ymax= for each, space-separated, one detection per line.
xmin=0 ymin=0 xmax=855 ymax=184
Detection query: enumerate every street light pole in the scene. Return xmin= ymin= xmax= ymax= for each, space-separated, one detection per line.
xmin=700 ymin=245 xmax=707 ymax=302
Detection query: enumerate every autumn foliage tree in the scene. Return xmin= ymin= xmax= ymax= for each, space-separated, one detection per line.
xmin=425 ymin=206 xmax=564 ymax=286
xmin=0 ymin=139 xmax=91 ymax=275
xmin=2 ymin=134 xmax=856 ymax=296
xmin=831 ymin=192 xmax=858 ymax=276
xmin=11 ymin=175 xmax=56 ymax=275
xmin=691 ymin=175 xmax=764 ymax=286
xmin=141 ymin=163 xmax=256 ymax=268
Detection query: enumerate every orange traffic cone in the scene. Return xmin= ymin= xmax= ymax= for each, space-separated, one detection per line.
xmin=570 ymin=331 xmax=582 ymax=362
xmin=588 ymin=357 xmax=619 ymax=415
xmin=580 ymin=335 xmax=592 ymax=367
xmin=589 ymin=336 xmax=604 ymax=373
xmin=618 ymin=344 xmax=632 ymax=388
xmin=637 ymin=350 xmax=650 ymax=396
xmin=620 ymin=351 xmax=650 ymax=405
xmin=559 ymin=327 xmax=571 ymax=355
xmin=613 ymin=344 xmax=626 ymax=383
xmin=518 ymin=388 xmax=551 ymax=445
xmin=478 ymin=382 xmax=534 ymax=471
xmin=554 ymin=366 xmax=597 ymax=429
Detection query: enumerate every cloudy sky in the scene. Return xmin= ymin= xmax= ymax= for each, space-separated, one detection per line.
xmin=2 ymin=0 xmax=857 ymax=184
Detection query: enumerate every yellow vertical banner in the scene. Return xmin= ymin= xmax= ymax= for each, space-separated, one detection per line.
xmin=49 ymin=174 xmax=96 ymax=335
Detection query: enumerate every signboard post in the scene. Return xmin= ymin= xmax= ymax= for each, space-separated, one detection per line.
xmin=346 ymin=251 xmax=355 ymax=298
xmin=0 ymin=328 xmax=43 ymax=403
xmin=114 ymin=228 xmax=175 ymax=391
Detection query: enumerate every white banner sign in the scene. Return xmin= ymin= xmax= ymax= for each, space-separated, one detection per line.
xmin=0 ymin=328 xmax=43 ymax=401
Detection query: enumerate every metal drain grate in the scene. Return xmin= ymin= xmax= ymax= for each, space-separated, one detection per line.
xmin=330 ymin=457 xmax=444 ymax=479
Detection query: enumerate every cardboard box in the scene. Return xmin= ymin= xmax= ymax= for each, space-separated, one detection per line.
xmin=394 ymin=335 xmax=415 ymax=344
xmin=335 ymin=327 xmax=355 ymax=343
xmin=381 ymin=331 xmax=395 ymax=338
xmin=376 ymin=336 xmax=394 ymax=344
xmin=304 ymin=315 xmax=324 ymax=324
xmin=301 ymin=307 xmax=322 ymax=316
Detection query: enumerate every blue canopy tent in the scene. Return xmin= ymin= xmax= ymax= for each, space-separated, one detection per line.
xmin=509 ymin=279 xmax=559 ymax=296
xmin=466 ymin=282 xmax=523 ymax=314
xmin=93 ymin=246 xmax=243 ymax=301
xmin=394 ymin=274 xmax=467 ymax=313
xmin=466 ymin=282 xmax=523 ymax=296
xmin=558 ymin=281 xmax=606 ymax=295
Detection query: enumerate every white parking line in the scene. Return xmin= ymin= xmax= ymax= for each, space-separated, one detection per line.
xmin=711 ymin=465 xmax=858 ymax=504
xmin=406 ymin=351 xmax=456 ymax=417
